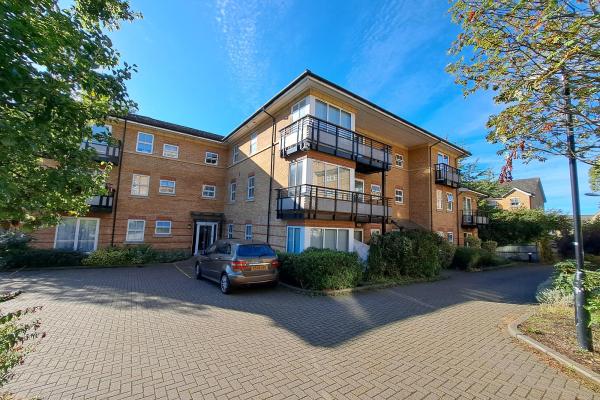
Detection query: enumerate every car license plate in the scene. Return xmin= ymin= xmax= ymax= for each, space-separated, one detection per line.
xmin=251 ymin=264 xmax=268 ymax=271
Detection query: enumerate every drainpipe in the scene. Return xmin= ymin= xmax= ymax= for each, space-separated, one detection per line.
xmin=262 ymin=107 xmax=276 ymax=244
xmin=110 ymin=117 xmax=127 ymax=247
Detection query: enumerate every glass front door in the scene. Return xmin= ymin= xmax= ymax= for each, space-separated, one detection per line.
xmin=194 ymin=222 xmax=218 ymax=255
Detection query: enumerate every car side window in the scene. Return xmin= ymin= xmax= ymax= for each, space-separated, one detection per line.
xmin=217 ymin=243 xmax=231 ymax=255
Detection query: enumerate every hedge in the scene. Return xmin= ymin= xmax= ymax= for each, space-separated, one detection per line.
xmin=82 ymin=245 xmax=190 ymax=266
xmin=2 ymin=249 xmax=86 ymax=269
xmin=451 ymin=246 xmax=509 ymax=271
xmin=278 ymin=248 xmax=363 ymax=290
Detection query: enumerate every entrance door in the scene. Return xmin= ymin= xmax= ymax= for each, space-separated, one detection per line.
xmin=354 ymin=179 xmax=365 ymax=202
xmin=194 ymin=222 xmax=218 ymax=255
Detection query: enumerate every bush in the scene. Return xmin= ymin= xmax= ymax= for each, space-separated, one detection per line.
xmin=557 ymin=219 xmax=600 ymax=258
xmin=278 ymin=248 xmax=363 ymax=290
xmin=82 ymin=245 xmax=190 ymax=266
xmin=465 ymin=236 xmax=482 ymax=248
xmin=481 ymin=240 xmax=497 ymax=254
xmin=536 ymin=287 xmax=573 ymax=306
xmin=5 ymin=249 xmax=86 ymax=269
xmin=367 ymin=230 xmax=450 ymax=279
xmin=538 ymin=236 xmax=556 ymax=264
xmin=451 ymin=246 xmax=509 ymax=270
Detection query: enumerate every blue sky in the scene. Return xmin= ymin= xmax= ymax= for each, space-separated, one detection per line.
xmin=109 ymin=0 xmax=597 ymax=214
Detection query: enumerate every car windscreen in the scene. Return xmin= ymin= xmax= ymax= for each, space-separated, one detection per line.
xmin=237 ymin=244 xmax=276 ymax=258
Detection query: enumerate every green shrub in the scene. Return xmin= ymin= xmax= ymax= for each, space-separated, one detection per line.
xmin=452 ymin=247 xmax=481 ymax=270
xmin=538 ymin=236 xmax=556 ymax=264
xmin=4 ymin=249 xmax=86 ymax=269
xmin=481 ymin=240 xmax=497 ymax=254
xmin=367 ymin=230 xmax=449 ymax=279
xmin=279 ymin=248 xmax=363 ymax=290
xmin=465 ymin=236 xmax=482 ymax=248
xmin=552 ymin=260 xmax=600 ymax=295
xmin=82 ymin=245 xmax=189 ymax=266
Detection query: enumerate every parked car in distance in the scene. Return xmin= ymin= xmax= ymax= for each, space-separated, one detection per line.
xmin=194 ymin=239 xmax=279 ymax=294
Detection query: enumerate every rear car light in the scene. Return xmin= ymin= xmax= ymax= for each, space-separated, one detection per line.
xmin=231 ymin=260 xmax=249 ymax=272
xmin=271 ymin=260 xmax=280 ymax=269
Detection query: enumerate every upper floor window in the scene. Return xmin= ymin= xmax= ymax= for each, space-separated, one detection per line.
xmin=446 ymin=192 xmax=454 ymax=211
xmin=205 ymin=151 xmax=219 ymax=165
xmin=395 ymin=189 xmax=404 ymax=204
xmin=159 ymin=179 xmax=176 ymax=195
xmin=315 ymin=99 xmax=351 ymax=129
xmin=291 ymin=98 xmax=309 ymax=122
xmin=395 ymin=154 xmax=404 ymax=168
xmin=249 ymin=133 xmax=258 ymax=155
xmin=311 ymin=160 xmax=350 ymax=192
xmin=371 ymin=184 xmax=381 ymax=196
xmin=289 ymin=159 xmax=305 ymax=187
xmin=136 ymin=132 xmax=154 ymax=154
xmin=202 ymin=184 xmax=216 ymax=199
xmin=163 ymin=144 xmax=179 ymax=158
xmin=232 ymin=145 xmax=240 ymax=163
xmin=463 ymin=196 xmax=472 ymax=212
xmin=131 ymin=174 xmax=150 ymax=196
xmin=437 ymin=152 xmax=449 ymax=165
xmin=247 ymin=175 xmax=255 ymax=200
xmin=436 ymin=190 xmax=443 ymax=210
xmin=510 ymin=197 xmax=520 ymax=208
xmin=229 ymin=181 xmax=236 ymax=202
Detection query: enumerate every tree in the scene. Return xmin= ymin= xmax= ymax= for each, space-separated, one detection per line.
xmin=447 ymin=0 xmax=598 ymax=350
xmin=458 ymin=160 xmax=506 ymax=201
xmin=0 ymin=0 xmax=139 ymax=228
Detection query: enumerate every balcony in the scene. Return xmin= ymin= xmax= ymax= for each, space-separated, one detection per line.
xmin=280 ymin=115 xmax=392 ymax=173
xmin=87 ymin=194 xmax=114 ymax=212
xmin=461 ymin=211 xmax=489 ymax=227
xmin=276 ymin=184 xmax=391 ymax=223
xmin=434 ymin=163 xmax=460 ymax=188
xmin=82 ymin=140 xmax=121 ymax=164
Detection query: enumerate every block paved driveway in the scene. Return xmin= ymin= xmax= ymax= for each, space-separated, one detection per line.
xmin=1 ymin=263 xmax=598 ymax=400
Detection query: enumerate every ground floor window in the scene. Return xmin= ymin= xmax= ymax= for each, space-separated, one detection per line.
xmin=447 ymin=232 xmax=454 ymax=244
xmin=126 ymin=219 xmax=146 ymax=242
xmin=309 ymin=228 xmax=349 ymax=251
xmin=227 ymin=223 xmax=234 ymax=239
xmin=54 ymin=218 xmax=99 ymax=252
xmin=245 ymin=224 xmax=253 ymax=240
xmin=463 ymin=232 xmax=473 ymax=246
xmin=286 ymin=226 xmax=303 ymax=253
xmin=353 ymin=229 xmax=363 ymax=243
xmin=155 ymin=220 xmax=171 ymax=235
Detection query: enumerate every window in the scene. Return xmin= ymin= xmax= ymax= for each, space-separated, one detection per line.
xmin=446 ymin=193 xmax=454 ymax=211
xmin=395 ymin=154 xmax=404 ymax=168
xmin=205 ymin=151 xmax=219 ymax=165
xmin=287 ymin=227 xmax=303 ymax=253
xmin=131 ymin=174 xmax=150 ymax=196
xmin=395 ymin=189 xmax=404 ymax=204
xmin=436 ymin=190 xmax=443 ymax=210
xmin=162 ymin=144 xmax=179 ymax=158
xmin=232 ymin=145 xmax=240 ymax=163
xmin=202 ymin=185 xmax=216 ymax=199
xmin=437 ymin=152 xmax=449 ymax=165
xmin=309 ymin=228 xmax=350 ymax=251
xmin=371 ymin=184 xmax=381 ymax=196
xmin=370 ymin=229 xmax=381 ymax=239
xmin=155 ymin=220 xmax=172 ymax=235
xmin=291 ymin=98 xmax=309 ymax=122
xmin=311 ymin=160 xmax=351 ymax=196
xmin=510 ymin=197 xmax=520 ymax=208
xmin=229 ymin=182 xmax=236 ymax=202
xmin=354 ymin=229 xmax=363 ymax=243
xmin=288 ymin=159 xmax=305 ymax=187
xmin=136 ymin=132 xmax=154 ymax=154
xmin=159 ymin=179 xmax=176 ymax=195
xmin=126 ymin=219 xmax=145 ymax=242
xmin=463 ymin=197 xmax=472 ymax=212
xmin=447 ymin=232 xmax=454 ymax=244
xmin=315 ymin=99 xmax=352 ymax=129
xmin=249 ymin=133 xmax=258 ymax=155
xmin=245 ymin=224 xmax=253 ymax=240
xmin=54 ymin=218 xmax=99 ymax=252
xmin=227 ymin=224 xmax=234 ymax=239
xmin=247 ymin=175 xmax=255 ymax=200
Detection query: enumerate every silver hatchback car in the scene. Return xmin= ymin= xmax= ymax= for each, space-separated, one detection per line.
xmin=194 ymin=239 xmax=279 ymax=294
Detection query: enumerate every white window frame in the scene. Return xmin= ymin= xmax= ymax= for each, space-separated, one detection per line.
xmin=447 ymin=232 xmax=454 ymax=244
xmin=131 ymin=174 xmax=150 ymax=197
xmin=291 ymin=98 xmax=309 ymax=122
xmin=314 ymin=98 xmax=352 ymax=129
xmin=354 ymin=229 xmax=364 ymax=243
xmin=395 ymin=189 xmax=404 ymax=204
xmin=249 ymin=133 xmax=258 ymax=155
xmin=155 ymin=220 xmax=172 ymax=236
xmin=126 ymin=219 xmax=146 ymax=242
xmin=463 ymin=196 xmax=473 ymax=212
xmin=229 ymin=182 xmax=236 ymax=202
xmin=202 ymin=184 xmax=216 ymax=199
xmin=162 ymin=144 xmax=179 ymax=159
xmin=436 ymin=190 xmax=443 ymax=210
xmin=371 ymin=184 xmax=381 ymax=196
xmin=437 ymin=152 xmax=449 ymax=165
xmin=232 ymin=145 xmax=240 ymax=163
xmin=245 ymin=224 xmax=253 ymax=240
xmin=53 ymin=217 xmax=100 ymax=252
xmin=158 ymin=179 xmax=176 ymax=195
xmin=227 ymin=223 xmax=234 ymax=239
xmin=510 ymin=197 xmax=521 ymax=208
xmin=395 ymin=154 xmax=404 ymax=168
xmin=247 ymin=176 xmax=255 ymax=200
xmin=286 ymin=226 xmax=303 ymax=253
xmin=205 ymin=151 xmax=219 ymax=165
xmin=308 ymin=227 xmax=351 ymax=252
xmin=446 ymin=192 xmax=454 ymax=212
xmin=136 ymin=132 xmax=154 ymax=154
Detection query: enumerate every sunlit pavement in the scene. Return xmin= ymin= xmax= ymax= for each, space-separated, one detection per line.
xmin=1 ymin=263 xmax=597 ymax=399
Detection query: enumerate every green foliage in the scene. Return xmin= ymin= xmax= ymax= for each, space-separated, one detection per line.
xmin=0 ymin=0 xmax=140 ymax=227
xmin=448 ymin=1 xmax=599 ymax=167
xmin=367 ymin=230 xmax=452 ymax=279
xmin=550 ymin=260 xmax=600 ymax=326
xmin=278 ymin=248 xmax=363 ymax=290
xmin=3 ymin=249 xmax=86 ymax=270
xmin=465 ymin=236 xmax=482 ymax=248
xmin=558 ymin=218 xmax=600 ymax=257
xmin=458 ymin=161 xmax=506 ymax=200
xmin=1 ymin=291 xmax=44 ymax=386
xmin=538 ymin=236 xmax=556 ymax=264
xmin=452 ymin=246 xmax=509 ymax=271
xmin=478 ymin=208 xmax=569 ymax=246
xmin=589 ymin=157 xmax=599 ymax=192
xmin=82 ymin=245 xmax=189 ymax=266
xmin=481 ymin=240 xmax=497 ymax=254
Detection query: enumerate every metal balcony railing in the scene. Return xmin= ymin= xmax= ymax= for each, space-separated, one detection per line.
xmin=461 ymin=211 xmax=489 ymax=227
xmin=276 ymin=184 xmax=391 ymax=223
xmin=434 ymin=163 xmax=460 ymax=188
xmin=82 ymin=140 xmax=121 ymax=164
xmin=87 ymin=194 xmax=114 ymax=212
xmin=280 ymin=115 xmax=392 ymax=173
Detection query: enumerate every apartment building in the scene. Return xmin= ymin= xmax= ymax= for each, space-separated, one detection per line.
xmin=32 ymin=70 xmax=489 ymax=254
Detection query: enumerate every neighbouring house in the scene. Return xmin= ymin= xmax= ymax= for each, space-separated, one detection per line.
xmin=487 ymin=177 xmax=546 ymax=210
xmin=31 ymin=70 xmax=489 ymax=254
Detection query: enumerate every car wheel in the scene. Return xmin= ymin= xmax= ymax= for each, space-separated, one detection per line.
xmin=220 ymin=274 xmax=232 ymax=294
xmin=195 ymin=261 xmax=203 ymax=280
